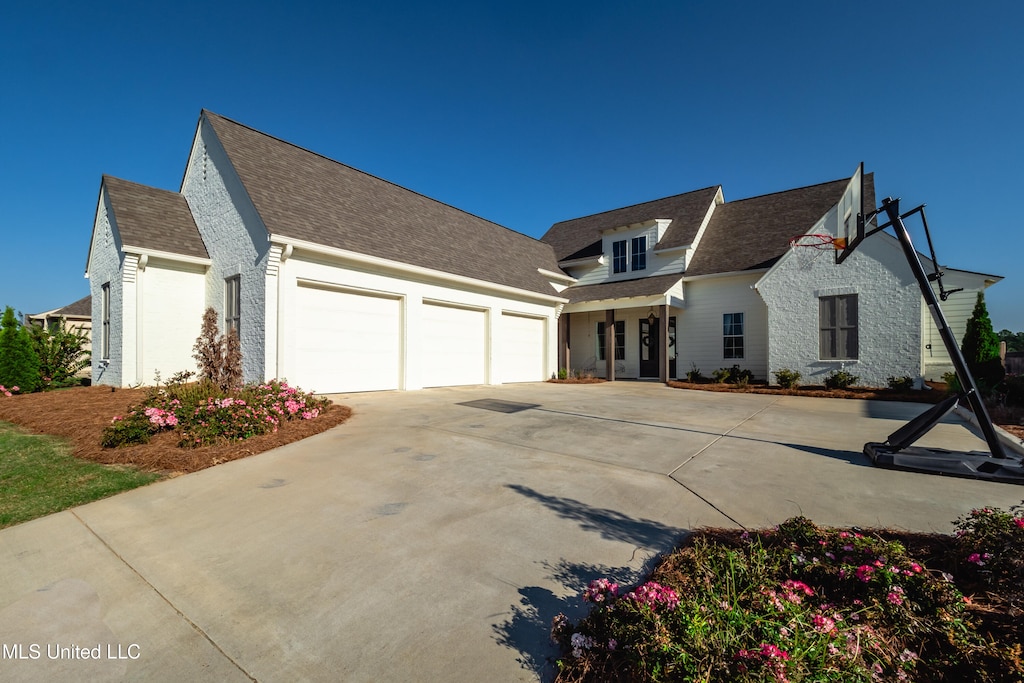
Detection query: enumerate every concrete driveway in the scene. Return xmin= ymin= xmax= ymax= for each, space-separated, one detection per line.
xmin=2 ymin=382 xmax=1022 ymax=682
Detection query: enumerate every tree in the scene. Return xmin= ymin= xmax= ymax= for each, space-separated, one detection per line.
xmin=192 ymin=307 xmax=243 ymax=390
xmin=960 ymin=292 xmax=1004 ymax=391
xmin=28 ymin=319 xmax=91 ymax=388
xmin=997 ymin=329 xmax=1024 ymax=353
xmin=0 ymin=306 xmax=40 ymax=392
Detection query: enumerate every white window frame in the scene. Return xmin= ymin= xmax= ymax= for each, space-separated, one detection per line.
xmin=630 ymin=235 xmax=647 ymax=271
xmin=612 ymin=240 xmax=627 ymax=274
xmin=723 ymin=312 xmax=744 ymax=359
xmin=597 ymin=320 xmax=625 ymax=361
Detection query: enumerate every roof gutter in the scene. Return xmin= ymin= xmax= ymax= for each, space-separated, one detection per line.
xmin=121 ymin=246 xmax=212 ymax=267
xmin=271 ymin=235 xmax=569 ymax=305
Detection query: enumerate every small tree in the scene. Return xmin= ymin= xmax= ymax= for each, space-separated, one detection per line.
xmin=0 ymin=306 xmax=40 ymax=392
xmin=28 ymin=319 xmax=91 ymax=388
xmin=192 ymin=307 xmax=243 ymax=390
xmin=960 ymin=292 xmax=1004 ymax=391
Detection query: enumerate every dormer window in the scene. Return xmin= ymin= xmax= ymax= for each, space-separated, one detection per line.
xmin=631 ymin=236 xmax=647 ymax=271
xmin=612 ymin=240 xmax=628 ymax=273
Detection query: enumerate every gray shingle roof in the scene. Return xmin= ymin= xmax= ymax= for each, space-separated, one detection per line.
xmin=562 ymin=273 xmax=683 ymax=305
xmin=103 ymin=176 xmax=208 ymax=259
xmin=685 ymin=174 xmax=875 ymax=277
xmin=54 ymin=295 xmax=92 ymax=318
xmin=203 ymin=111 xmax=564 ymax=299
xmin=541 ymin=186 xmax=721 ymax=263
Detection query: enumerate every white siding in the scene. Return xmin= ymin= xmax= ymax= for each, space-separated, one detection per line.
xmin=677 ymin=275 xmax=768 ymax=381
xmin=138 ymin=260 xmax=206 ymax=383
xmin=566 ymin=307 xmax=680 ymax=379
xmin=757 ymin=234 xmax=921 ymax=387
xmin=922 ymin=274 xmax=997 ymax=381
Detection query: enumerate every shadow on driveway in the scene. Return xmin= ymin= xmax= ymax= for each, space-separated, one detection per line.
xmin=493 ymin=485 xmax=690 ymax=680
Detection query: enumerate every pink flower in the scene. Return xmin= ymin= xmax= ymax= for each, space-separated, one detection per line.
xmin=1014 ymin=518 xmax=1024 ymax=529
xmin=812 ymin=614 xmax=836 ymax=634
xmin=967 ymin=553 xmax=989 ymax=566
xmin=855 ymin=565 xmax=875 ymax=582
xmin=11 ymin=386 xmax=19 ymax=392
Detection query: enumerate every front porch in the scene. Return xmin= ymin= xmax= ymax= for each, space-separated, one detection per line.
xmin=558 ymin=304 xmax=680 ymax=382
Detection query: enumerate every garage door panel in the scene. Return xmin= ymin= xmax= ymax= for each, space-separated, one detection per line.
xmin=501 ymin=314 xmax=545 ymax=383
xmin=421 ymin=303 xmax=486 ymax=387
xmin=292 ymin=286 xmax=401 ymax=393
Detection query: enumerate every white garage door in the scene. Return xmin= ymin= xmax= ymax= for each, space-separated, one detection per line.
xmin=500 ymin=313 xmax=546 ymax=383
xmin=420 ymin=302 xmax=487 ymax=387
xmin=292 ymin=284 xmax=402 ymax=393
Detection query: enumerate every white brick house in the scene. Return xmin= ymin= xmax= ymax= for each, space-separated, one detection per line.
xmin=84 ymin=111 xmax=1000 ymax=392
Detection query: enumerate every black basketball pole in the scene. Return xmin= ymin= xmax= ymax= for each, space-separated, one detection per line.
xmin=880 ymin=197 xmax=1007 ymax=459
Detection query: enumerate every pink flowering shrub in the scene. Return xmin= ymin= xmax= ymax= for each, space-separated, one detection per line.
xmin=101 ymin=378 xmax=330 ymax=448
xmin=552 ymin=514 xmax=1023 ymax=682
xmin=0 ymin=384 xmax=19 ymax=397
xmin=953 ymin=503 xmax=1024 ymax=591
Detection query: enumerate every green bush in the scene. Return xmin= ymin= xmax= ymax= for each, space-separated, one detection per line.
xmin=887 ymin=375 xmax=914 ymax=391
xmin=686 ymin=363 xmax=704 ymax=383
xmin=773 ymin=368 xmax=801 ymax=389
xmin=942 ymin=371 xmax=962 ymax=395
xmin=961 ymin=292 xmax=1004 ymax=392
xmin=997 ymin=374 xmax=1024 ymax=406
xmin=713 ymin=365 xmax=754 ymax=385
xmin=100 ymin=412 xmax=153 ymax=448
xmin=28 ymin=320 xmax=90 ymax=389
xmin=824 ymin=369 xmax=859 ymax=389
xmin=0 ymin=306 xmax=40 ymax=393
xmin=953 ymin=503 xmax=1024 ymax=593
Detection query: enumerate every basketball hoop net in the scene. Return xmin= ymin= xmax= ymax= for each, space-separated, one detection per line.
xmin=789 ymin=233 xmax=846 ymax=269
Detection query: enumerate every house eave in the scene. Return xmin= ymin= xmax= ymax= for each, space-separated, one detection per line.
xmin=121 ymin=246 xmax=212 ymax=267
xmin=684 ymin=268 xmax=770 ymax=283
xmin=271 ymin=235 xmax=569 ymax=305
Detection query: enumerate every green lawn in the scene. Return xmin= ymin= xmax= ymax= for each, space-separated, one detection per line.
xmin=0 ymin=422 xmax=162 ymax=529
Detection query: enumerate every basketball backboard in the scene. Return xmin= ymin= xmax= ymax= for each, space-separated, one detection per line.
xmin=790 ymin=163 xmax=864 ymax=265
xmin=833 ymin=162 xmax=864 ymax=264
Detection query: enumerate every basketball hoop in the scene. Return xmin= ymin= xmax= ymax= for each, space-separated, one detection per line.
xmin=789 ymin=233 xmax=844 ymax=269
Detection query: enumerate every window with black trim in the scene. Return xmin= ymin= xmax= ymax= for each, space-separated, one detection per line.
xmin=630 ymin=236 xmax=647 ymax=271
xmin=820 ymin=294 xmax=858 ymax=359
xmin=597 ymin=320 xmax=625 ymax=361
xmin=101 ymin=283 xmax=110 ymax=360
xmin=723 ymin=312 xmax=744 ymax=359
xmin=225 ymin=276 xmax=241 ymax=335
xmin=612 ymin=240 xmax=627 ymax=273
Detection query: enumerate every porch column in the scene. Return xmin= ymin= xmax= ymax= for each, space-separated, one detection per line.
xmin=605 ymin=309 xmax=615 ymax=381
xmin=557 ymin=311 xmax=570 ymax=375
xmin=659 ymin=304 xmax=670 ymax=383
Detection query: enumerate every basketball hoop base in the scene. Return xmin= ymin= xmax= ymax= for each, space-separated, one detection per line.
xmin=864 ymin=443 xmax=1024 ymax=485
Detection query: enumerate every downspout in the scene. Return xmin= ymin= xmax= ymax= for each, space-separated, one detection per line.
xmin=136 ymin=254 xmax=148 ymax=385
xmin=276 ymin=244 xmax=293 ymax=380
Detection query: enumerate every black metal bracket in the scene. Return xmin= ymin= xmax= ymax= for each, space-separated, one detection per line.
xmin=850 ymin=197 xmax=1021 ymax=483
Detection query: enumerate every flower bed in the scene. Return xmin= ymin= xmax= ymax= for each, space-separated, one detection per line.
xmin=552 ymin=506 xmax=1024 ymax=682
xmin=103 ymin=380 xmax=331 ymax=449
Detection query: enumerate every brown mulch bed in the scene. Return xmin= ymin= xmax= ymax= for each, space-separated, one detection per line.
xmin=0 ymin=386 xmax=351 ymax=475
xmin=546 ymin=378 xmax=606 ymax=384
xmin=666 ymin=380 xmax=948 ymax=404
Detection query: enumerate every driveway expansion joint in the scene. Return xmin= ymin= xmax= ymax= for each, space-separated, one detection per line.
xmin=70 ymin=511 xmax=257 ymax=683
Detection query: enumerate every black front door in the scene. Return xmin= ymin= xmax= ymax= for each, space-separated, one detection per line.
xmin=639 ymin=318 xmax=660 ymax=377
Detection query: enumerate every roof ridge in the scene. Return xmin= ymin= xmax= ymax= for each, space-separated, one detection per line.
xmin=202 ymin=110 xmax=548 ymax=247
xmin=550 ymin=185 xmax=721 ymax=226
xmin=103 ymin=174 xmax=179 ymax=196
xmin=724 ymin=174 xmax=863 ymax=206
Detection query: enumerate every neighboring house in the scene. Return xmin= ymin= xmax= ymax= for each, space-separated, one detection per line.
xmin=85 ymin=110 xmax=1000 ymax=392
xmin=86 ymin=111 xmax=569 ymax=392
xmin=26 ymin=296 xmax=93 ymax=354
xmin=546 ymin=176 xmax=1000 ymax=387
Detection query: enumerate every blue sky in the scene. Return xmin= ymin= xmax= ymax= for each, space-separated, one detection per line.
xmin=2 ymin=1 xmax=1021 ymax=330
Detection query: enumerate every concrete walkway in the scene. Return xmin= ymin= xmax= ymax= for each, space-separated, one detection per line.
xmin=2 ymin=382 xmax=1022 ymax=682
